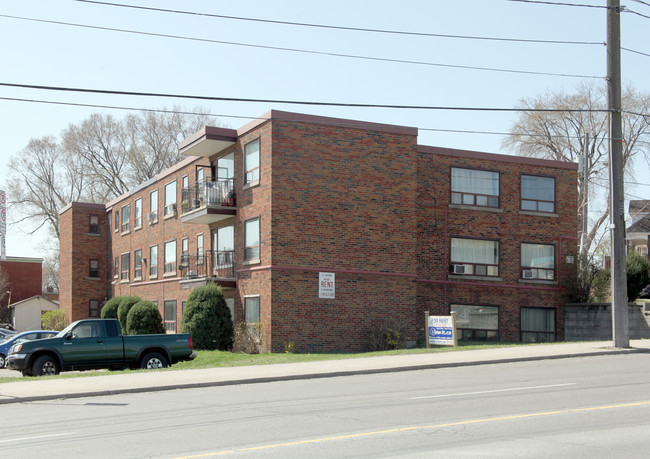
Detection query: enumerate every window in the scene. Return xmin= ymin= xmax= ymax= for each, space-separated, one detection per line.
xmin=134 ymin=197 xmax=143 ymax=228
xmin=113 ymin=256 xmax=119 ymax=278
xmin=121 ymin=204 xmax=131 ymax=233
xmin=114 ymin=210 xmax=119 ymax=232
xmin=521 ymin=243 xmax=555 ymax=280
xmin=164 ymin=180 xmax=177 ymax=216
xmin=89 ymin=215 xmax=100 ymax=234
xmin=182 ymin=175 xmax=189 ymax=189
xmin=521 ymin=307 xmax=555 ymax=343
xmin=218 ymin=152 xmax=235 ymax=181
xmin=245 ymin=296 xmax=260 ymax=338
xmin=89 ymin=300 xmax=100 ymax=318
xmin=149 ymin=189 xmax=159 ymax=222
xmin=182 ymin=237 xmax=189 ymax=257
xmin=134 ymin=249 xmax=143 ymax=280
xmin=521 ymin=175 xmax=555 ymax=213
xmin=120 ymin=253 xmax=130 ymax=281
xmin=164 ymin=300 xmax=177 ymax=332
xmin=450 ymin=238 xmax=499 ymax=276
xmin=225 ymin=298 xmax=235 ymax=322
xmin=89 ymin=259 xmax=99 ymax=278
xmin=244 ymin=138 xmax=260 ymax=184
xmin=245 ymin=218 xmax=260 ymax=261
xmin=451 ymin=305 xmax=499 ymax=341
xmin=164 ymin=240 xmax=177 ymax=274
xmin=150 ymin=245 xmax=158 ymax=278
xmin=451 ymin=168 xmax=499 ymax=208
xmin=197 ymin=233 xmax=204 ymax=265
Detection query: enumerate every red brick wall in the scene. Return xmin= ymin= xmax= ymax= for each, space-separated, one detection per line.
xmin=0 ymin=258 xmax=42 ymax=308
xmin=59 ymin=202 xmax=109 ymax=323
xmin=416 ymin=147 xmax=578 ymax=342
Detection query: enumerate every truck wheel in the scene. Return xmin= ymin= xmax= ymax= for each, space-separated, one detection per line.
xmin=140 ymin=352 xmax=168 ymax=370
xmin=32 ymin=355 xmax=60 ymax=376
xmin=0 ymin=354 xmax=5 ymax=368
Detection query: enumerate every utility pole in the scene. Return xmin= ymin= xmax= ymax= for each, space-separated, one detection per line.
xmin=607 ymin=0 xmax=629 ymax=348
xmin=581 ymin=133 xmax=590 ymax=257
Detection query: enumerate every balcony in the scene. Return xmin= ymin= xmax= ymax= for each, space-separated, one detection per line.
xmin=180 ymin=178 xmax=236 ymax=224
xmin=179 ymin=126 xmax=237 ymax=158
xmin=178 ymin=250 xmax=236 ymax=289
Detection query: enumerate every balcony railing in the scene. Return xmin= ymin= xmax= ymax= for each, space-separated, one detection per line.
xmin=179 ymin=250 xmax=235 ymax=280
xmin=181 ymin=178 xmax=235 ymax=214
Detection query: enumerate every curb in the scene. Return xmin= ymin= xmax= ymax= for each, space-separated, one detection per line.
xmin=1 ymin=347 xmax=646 ymax=405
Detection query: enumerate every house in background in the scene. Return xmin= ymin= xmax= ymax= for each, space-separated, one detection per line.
xmin=626 ymin=200 xmax=650 ymax=259
xmin=0 ymin=257 xmax=43 ymax=314
xmin=9 ymin=295 xmax=59 ymax=332
xmin=59 ymin=110 xmax=578 ymax=352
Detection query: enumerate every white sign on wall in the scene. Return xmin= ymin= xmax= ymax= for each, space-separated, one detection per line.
xmin=319 ymin=272 xmax=335 ymax=299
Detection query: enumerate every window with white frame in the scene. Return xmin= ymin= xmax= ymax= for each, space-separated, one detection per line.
xmin=225 ymin=298 xmax=235 ymax=322
xmin=450 ymin=305 xmax=499 ymax=341
xmin=121 ymin=204 xmax=131 ymax=233
xmin=120 ymin=253 xmax=130 ymax=281
xmin=164 ymin=180 xmax=177 ymax=216
xmin=244 ymin=138 xmax=260 ymax=185
xmin=521 ymin=175 xmax=555 ymax=213
xmin=164 ymin=240 xmax=177 ymax=274
xmin=164 ymin=300 xmax=177 ymax=332
xmin=89 ymin=215 xmax=100 ymax=234
xmin=450 ymin=238 xmax=499 ymax=276
xmin=149 ymin=245 xmax=158 ymax=278
xmin=451 ymin=168 xmax=499 ymax=208
xmin=134 ymin=249 xmax=143 ymax=279
xmin=149 ymin=189 xmax=159 ymax=222
xmin=134 ymin=197 xmax=143 ymax=228
xmin=197 ymin=233 xmax=204 ymax=265
xmin=245 ymin=296 xmax=260 ymax=338
xmin=114 ymin=210 xmax=119 ymax=232
xmin=89 ymin=259 xmax=99 ymax=278
xmin=521 ymin=243 xmax=555 ymax=280
xmin=89 ymin=300 xmax=100 ymax=318
xmin=113 ymin=256 xmax=119 ymax=278
xmin=244 ymin=218 xmax=260 ymax=261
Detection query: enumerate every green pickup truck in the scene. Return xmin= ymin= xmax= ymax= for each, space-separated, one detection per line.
xmin=6 ymin=319 xmax=196 ymax=376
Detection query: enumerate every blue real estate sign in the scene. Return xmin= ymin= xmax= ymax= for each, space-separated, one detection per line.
xmin=427 ymin=315 xmax=456 ymax=346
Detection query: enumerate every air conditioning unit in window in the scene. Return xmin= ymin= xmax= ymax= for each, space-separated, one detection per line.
xmin=164 ymin=203 xmax=177 ymax=216
xmin=451 ymin=264 xmax=466 ymax=274
xmin=147 ymin=212 xmax=157 ymax=223
xmin=522 ymin=269 xmax=534 ymax=279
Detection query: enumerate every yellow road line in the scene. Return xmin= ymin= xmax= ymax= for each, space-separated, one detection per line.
xmin=175 ymin=400 xmax=650 ymax=458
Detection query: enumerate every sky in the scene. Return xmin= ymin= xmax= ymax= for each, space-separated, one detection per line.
xmin=0 ymin=0 xmax=649 ymax=259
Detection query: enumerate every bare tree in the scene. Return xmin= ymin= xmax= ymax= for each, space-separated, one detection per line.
xmin=7 ymin=136 xmax=86 ymax=239
xmin=502 ymin=82 xmax=650 ymax=258
xmin=42 ymin=251 xmax=60 ymax=291
xmin=124 ymin=107 xmax=217 ymax=184
xmin=7 ymin=108 xmax=220 ymax=243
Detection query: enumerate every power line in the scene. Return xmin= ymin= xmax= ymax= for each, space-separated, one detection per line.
xmin=72 ymin=0 xmax=604 ymax=46
xmin=0 ymin=82 xmax=613 ymax=112
xmin=631 ymin=0 xmax=650 ymax=8
xmin=506 ymin=0 xmax=607 ymax=7
xmin=626 ymin=8 xmax=650 ymax=19
xmin=622 ymin=47 xmax=650 ymax=57
xmin=0 ymin=14 xmax=603 ymax=79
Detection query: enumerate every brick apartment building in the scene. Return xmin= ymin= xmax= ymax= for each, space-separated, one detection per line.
xmin=1 ymin=257 xmax=43 ymax=310
xmin=59 ymin=110 xmax=578 ymax=352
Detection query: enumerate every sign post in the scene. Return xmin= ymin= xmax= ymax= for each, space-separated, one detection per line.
xmin=426 ymin=311 xmax=458 ymax=347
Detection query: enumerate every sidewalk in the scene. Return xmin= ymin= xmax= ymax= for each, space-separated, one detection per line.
xmin=1 ymin=340 xmax=648 ymax=405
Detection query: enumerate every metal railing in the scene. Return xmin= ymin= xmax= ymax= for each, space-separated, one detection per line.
xmin=179 ymin=250 xmax=235 ymax=280
xmin=181 ymin=178 xmax=235 ymax=213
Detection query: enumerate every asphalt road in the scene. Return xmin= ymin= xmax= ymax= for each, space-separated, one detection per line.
xmin=2 ymin=353 xmax=650 ymax=458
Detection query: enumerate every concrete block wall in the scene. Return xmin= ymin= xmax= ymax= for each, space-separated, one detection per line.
xmin=565 ymin=303 xmax=650 ymax=340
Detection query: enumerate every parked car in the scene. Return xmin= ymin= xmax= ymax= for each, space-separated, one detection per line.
xmin=640 ymin=284 xmax=650 ymax=299
xmin=0 ymin=330 xmax=58 ymax=368
xmin=6 ymin=319 xmax=196 ymax=376
xmin=0 ymin=328 xmax=16 ymax=340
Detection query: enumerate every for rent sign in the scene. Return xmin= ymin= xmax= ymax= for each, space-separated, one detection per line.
xmin=426 ymin=312 xmax=458 ymax=347
xmin=319 ymin=272 xmax=335 ymax=299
